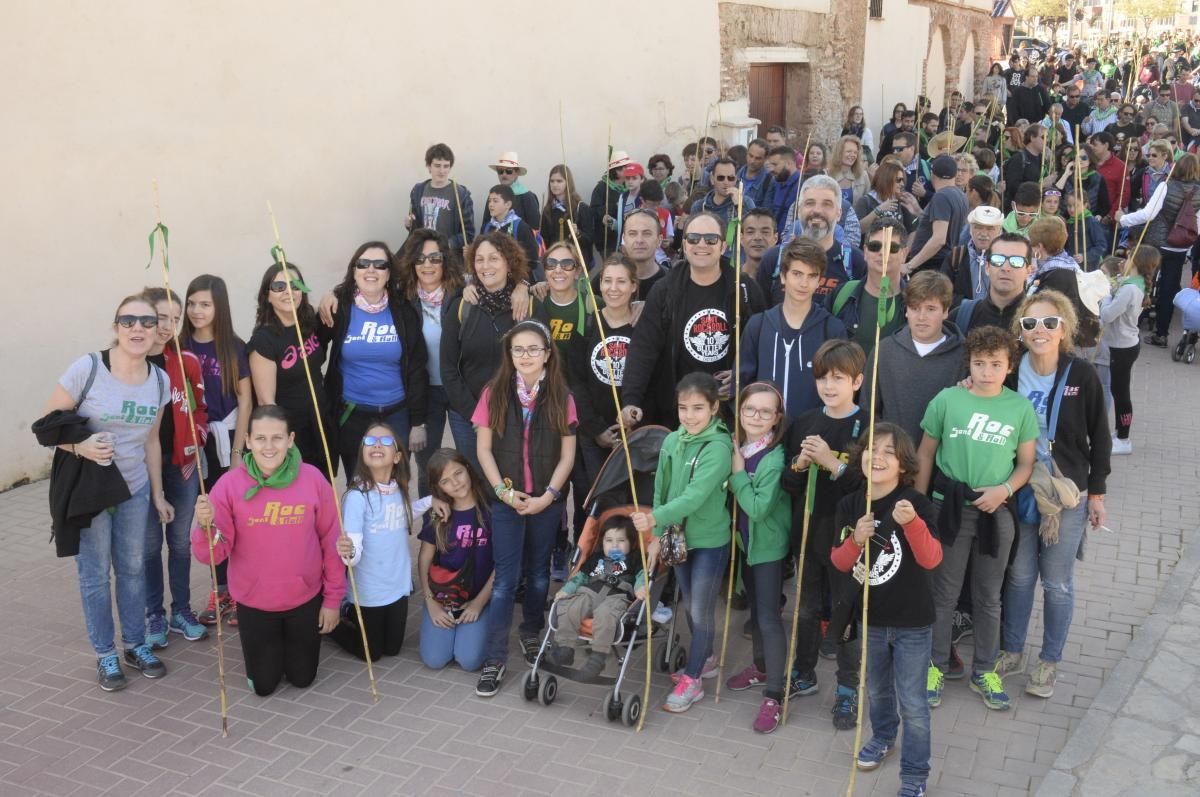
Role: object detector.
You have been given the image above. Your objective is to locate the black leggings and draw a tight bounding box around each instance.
[1109,343,1140,439]
[329,596,409,661]
[236,593,322,697]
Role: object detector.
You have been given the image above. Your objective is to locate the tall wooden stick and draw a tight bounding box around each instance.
[715,181,746,704]
[150,181,229,736]
[567,220,652,730]
[451,179,469,253]
[787,130,814,242]
[1074,128,1083,258]
[845,226,893,797]
[266,202,380,703]
[781,464,818,725]
[603,124,613,255]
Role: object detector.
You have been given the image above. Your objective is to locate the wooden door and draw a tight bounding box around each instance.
[749,63,786,137]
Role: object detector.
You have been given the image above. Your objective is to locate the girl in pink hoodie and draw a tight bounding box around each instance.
[192,405,345,697]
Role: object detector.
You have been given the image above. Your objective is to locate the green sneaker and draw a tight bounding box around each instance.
[926,664,944,709]
[995,650,1023,679]
[1025,660,1056,698]
[970,669,1011,710]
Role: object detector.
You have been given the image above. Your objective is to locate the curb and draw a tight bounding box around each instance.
[1034,527,1199,797]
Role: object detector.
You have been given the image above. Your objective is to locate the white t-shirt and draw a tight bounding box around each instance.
[913,336,947,358]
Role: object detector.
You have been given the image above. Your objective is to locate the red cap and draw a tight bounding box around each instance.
[622,163,645,178]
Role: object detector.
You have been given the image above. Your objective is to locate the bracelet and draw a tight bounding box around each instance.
[831,462,847,480]
[1003,481,1014,498]
[493,482,507,498]
[71,444,79,458]
[546,485,562,501]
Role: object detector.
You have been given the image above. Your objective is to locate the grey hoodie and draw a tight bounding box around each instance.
[860,321,966,443]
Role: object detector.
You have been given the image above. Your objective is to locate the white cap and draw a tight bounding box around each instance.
[968,205,1004,227]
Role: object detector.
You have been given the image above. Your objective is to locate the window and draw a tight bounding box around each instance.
[869,0,883,19]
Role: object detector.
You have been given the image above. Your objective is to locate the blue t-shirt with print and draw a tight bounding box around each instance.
[340,304,405,406]
[1018,356,1056,460]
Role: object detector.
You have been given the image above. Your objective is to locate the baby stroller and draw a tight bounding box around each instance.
[522,425,683,727]
[1172,286,1200,363]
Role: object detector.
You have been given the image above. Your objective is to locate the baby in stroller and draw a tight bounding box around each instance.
[1172,279,1200,363]
[552,516,647,679]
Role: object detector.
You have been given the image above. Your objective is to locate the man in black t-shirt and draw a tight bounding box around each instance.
[906,156,968,275]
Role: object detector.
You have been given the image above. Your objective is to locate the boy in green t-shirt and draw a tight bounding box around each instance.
[916,326,1037,712]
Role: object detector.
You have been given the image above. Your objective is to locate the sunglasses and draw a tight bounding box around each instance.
[269,279,308,293]
[116,315,159,329]
[866,240,902,254]
[1019,315,1063,331]
[362,435,396,447]
[1044,189,1062,197]
[1068,95,1081,99]
[414,252,444,265]
[685,232,723,245]
[703,148,716,155]
[545,257,578,271]
[355,258,389,271]
[497,168,516,175]
[713,174,737,182]
[988,253,1028,269]
[1015,210,1039,219]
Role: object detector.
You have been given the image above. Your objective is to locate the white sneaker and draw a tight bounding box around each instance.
[1111,437,1132,456]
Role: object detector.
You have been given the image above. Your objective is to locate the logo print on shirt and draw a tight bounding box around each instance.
[867,529,903,586]
[454,523,487,548]
[421,195,451,229]
[548,318,575,342]
[369,502,409,534]
[248,502,307,526]
[590,335,630,385]
[683,308,730,364]
[947,412,1016,445]
[106,400,159,426]
[281,333,321,369]
[345,322,399,345]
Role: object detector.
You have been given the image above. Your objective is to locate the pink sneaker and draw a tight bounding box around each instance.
[670,654,719,684]
[726,665,766,691]
[664,674,704,713]
[753,697,782,734]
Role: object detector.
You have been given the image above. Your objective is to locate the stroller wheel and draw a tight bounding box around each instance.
[621,693,642,727]
[522,672,539,702]
[603,691,622,722]
[538,674,558,706]
[1174,339,1186,361]
[657,642,673,673]
[1187,344,1197,364]
[671,645,687,674]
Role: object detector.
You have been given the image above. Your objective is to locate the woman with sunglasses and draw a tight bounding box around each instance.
[395,229,466,494]
[855,158,920,234]
[998,290,1110,700]
[442,232,532,475]
[42,293,172,691]
[323,241,429,478]
[248,263,334,472]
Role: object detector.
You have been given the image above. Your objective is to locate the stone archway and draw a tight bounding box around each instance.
[926,26,947,109]
[959,31,977,98]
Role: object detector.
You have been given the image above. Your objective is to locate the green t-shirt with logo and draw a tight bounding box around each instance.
[920,385,1039,489]
[540,294,587,357]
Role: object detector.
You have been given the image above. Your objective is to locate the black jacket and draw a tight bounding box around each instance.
[589,178,625,258]
[489,382,571,497]
[1011,355,1111,496]
[541,199,596,258]
[1003,148,1046,208]
[440,294,519,420]
[325,292,430,426]
[32,410,132,557]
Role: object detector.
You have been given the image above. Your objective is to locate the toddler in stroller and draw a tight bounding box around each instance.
[552,516,646,679]
[1172,281,1200,363]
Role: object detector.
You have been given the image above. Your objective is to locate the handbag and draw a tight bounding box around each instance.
[656,441,711,568]
[1166,186,1199,248]
[1018,361,1073,525]
[428,542,476,610]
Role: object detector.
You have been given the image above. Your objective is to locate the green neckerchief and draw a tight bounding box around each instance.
[511,179,530,196]
[1120,274,1146,293]
[1067,208,1094,222]
[242,446,301,500]
[603,174,627,192]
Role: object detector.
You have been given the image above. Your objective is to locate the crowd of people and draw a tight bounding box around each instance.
[35,32,1200,797]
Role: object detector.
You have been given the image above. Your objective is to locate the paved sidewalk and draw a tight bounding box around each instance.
[0,345,1195,796]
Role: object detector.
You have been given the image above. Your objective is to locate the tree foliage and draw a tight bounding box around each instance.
[1115,0,1181,32]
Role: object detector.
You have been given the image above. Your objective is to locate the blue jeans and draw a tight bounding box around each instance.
[414,385,450,494]
[744,557,787,699]
[76,484,150,656]
[1002,498,1089,663]
[482,500,561,663]
[144,464,200,620]
[866,624,933,787]
[420,602,491,672]
[446,408,481,477]
[674,543,730,679]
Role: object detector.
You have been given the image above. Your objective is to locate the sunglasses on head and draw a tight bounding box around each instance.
[866,240,902,254]
[414,252,444,265]
[988,253,1028,269]
[684,232,723,245]
[545,257,577,271]
[269,279,307,293]
[116,315,159,329]
[362,435,396,447]
[355,258,390,271]
[1019,315,1063,331]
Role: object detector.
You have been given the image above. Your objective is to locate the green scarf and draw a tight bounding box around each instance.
[511,179,531,196]
[1067,208,1094,223]
[1120,275,1146,293]
[242,446,302,500]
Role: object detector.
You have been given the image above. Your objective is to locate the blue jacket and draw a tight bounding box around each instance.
[771,171,801,231]
[690,191,756,230]
[737,165,773,206]
[739,304,848,420]
[407,180,474,250]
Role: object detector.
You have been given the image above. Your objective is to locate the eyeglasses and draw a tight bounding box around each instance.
[362,435,396,447]
[703,148,716,156]
[1019,315,1063,331]
[497,168,516,175]
[684,232,723,245]
[740,406,777,419]
[1014,210,1039,219]
[1068,94,1081,99]
[545,257,578,271]
[511,345,547,358]
[866,240,902,254]
[988,253,1028,269]
[116,315,159,329]
[712,174,736,182]
[269,280,308,293]
[355,258,389,271]
[414,252,444,265]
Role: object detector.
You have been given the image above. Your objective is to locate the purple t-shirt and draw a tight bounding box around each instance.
[418,507,494,597]
[736,448,769,546]
[187,338,249,420]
